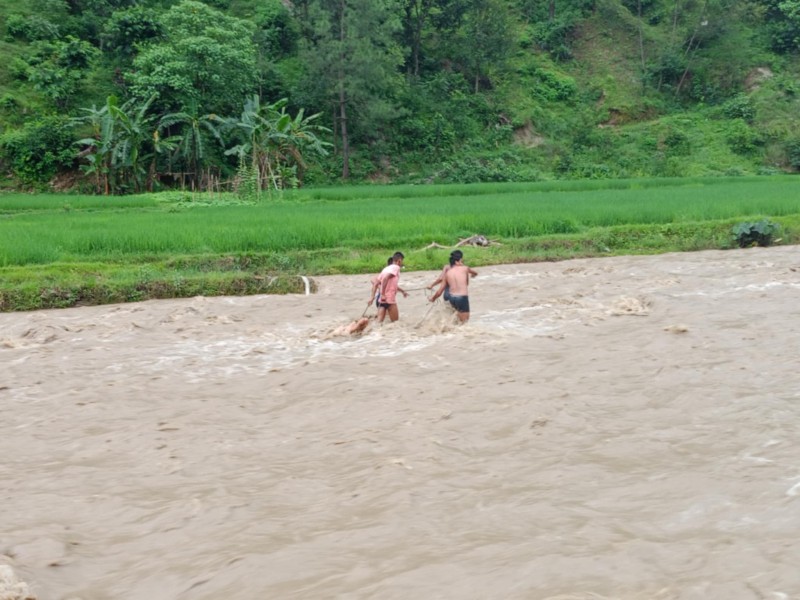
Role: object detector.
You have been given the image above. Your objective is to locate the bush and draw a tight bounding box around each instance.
[532,68,577,102]
[732,219,780,248]
[4,13,60,42]
[435,154,522,183]
[0,116,76,185]
[722,94,756,122]
[663,128,691,155]
[724,119,762,155]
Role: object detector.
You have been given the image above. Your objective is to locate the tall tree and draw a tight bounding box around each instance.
[101,5,163,59]
[127,0,257,116]
[299,0,404,179]
[402,0,437,77]
[400,0,471,77]
[456,0,515,93]
[24,36,98,110]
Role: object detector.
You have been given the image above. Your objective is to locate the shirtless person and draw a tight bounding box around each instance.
[426,250,477,302]
[430,252,474,323]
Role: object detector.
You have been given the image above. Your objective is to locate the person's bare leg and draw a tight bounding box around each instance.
[457,312,469,323]
[388,304,399,322]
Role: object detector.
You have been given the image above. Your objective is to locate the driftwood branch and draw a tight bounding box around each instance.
[423,234,502,250]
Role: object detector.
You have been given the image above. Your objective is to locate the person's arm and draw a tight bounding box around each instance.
[429,280,446,302]
[468,266,478,277]
[428,265,449,289]
[368,276,380,304]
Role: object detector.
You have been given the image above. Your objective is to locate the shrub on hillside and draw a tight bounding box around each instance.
[532,68,578,102]
[0,116,75,185]
[663,128,691,155]
[435,153,525,183]
[722,95,756,122]
[4,14,60,42]
[724,119,763,155]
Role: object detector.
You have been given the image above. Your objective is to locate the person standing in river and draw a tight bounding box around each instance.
[368,256,394,309]
[430,251,474,323]
[426,250,477,302]
[377,252,408,323]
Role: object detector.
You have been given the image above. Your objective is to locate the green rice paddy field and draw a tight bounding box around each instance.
[1,176,799,311]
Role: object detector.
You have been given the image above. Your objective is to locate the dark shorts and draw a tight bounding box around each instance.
[448,295,470,313]
[378,302,393,309]
[443,285,451,302]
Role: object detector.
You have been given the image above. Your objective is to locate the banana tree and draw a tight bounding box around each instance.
[74,98,117,194]
[75,95,163,194]
[159,100,223,187]
[218,95,330,192]
[109,94,158,193]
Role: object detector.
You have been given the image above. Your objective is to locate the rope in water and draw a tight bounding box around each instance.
[414,288,439,327]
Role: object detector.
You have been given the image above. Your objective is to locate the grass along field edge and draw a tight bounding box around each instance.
[2,214,798,312]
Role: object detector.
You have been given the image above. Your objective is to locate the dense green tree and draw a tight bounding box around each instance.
[253,0,301,58]
[101,6,164,58]
[299,0,404,179]
[23,36,99,110]
[5,13,62,42]
[518,0,593,58]
[453,0,515,92]
[401,0,443,77]
[760,0,800,51]
[252,0,302,99]
[59,0,140,43]
[0,116,75,185]
[127,0,257,115]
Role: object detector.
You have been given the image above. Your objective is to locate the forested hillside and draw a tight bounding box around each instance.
[0,0,798,193]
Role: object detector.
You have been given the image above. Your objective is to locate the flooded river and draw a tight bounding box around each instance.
[2,246,800,599]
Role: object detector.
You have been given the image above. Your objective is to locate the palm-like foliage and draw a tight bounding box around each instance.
[109,95,158,193]
[159,101,223,185]
[218,95,330,192]
[74,98,117,194]
[75,94,329,194]
[74,95,171,194]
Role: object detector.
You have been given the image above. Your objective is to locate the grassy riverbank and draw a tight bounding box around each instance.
[1,176,798,311]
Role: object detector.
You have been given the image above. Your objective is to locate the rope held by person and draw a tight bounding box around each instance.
[415,289,438,327]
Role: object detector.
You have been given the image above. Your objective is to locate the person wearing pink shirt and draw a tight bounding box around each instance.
[377,252,408,323]
[368,256,394,309]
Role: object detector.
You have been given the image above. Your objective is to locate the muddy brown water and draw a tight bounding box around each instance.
[2,247,799,600]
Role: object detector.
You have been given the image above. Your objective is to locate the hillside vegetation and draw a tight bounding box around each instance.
[0,0,798,191]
